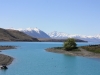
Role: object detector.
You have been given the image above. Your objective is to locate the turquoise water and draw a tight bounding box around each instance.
[0,42,100,75]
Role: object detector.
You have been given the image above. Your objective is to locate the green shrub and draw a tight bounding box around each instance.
[63,38,77,50]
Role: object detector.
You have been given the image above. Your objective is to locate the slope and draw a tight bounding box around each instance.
[0,28,38,41]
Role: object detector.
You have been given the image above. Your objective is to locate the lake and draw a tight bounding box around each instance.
[0,42,100,75]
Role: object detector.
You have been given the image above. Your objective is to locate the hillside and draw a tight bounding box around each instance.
[0,28,39,41]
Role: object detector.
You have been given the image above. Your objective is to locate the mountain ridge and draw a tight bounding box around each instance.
[13,28,100,42]
[48,31,100,42]
[17,28,51,39]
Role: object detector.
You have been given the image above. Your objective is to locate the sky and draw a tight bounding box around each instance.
[0,0,100,35]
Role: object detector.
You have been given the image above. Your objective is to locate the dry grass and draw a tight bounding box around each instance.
[81,45,100,53]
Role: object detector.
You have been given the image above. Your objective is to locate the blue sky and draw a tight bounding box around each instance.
[0,0,100,35]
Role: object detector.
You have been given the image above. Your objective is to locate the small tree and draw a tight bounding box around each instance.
[63,38,77,50]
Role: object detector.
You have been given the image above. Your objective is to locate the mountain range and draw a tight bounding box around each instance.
[17,28,100,42]
[48,31,100,42]
[0,27,90,42]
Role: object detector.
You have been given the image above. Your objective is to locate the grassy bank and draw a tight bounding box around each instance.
[81,45,100,53]
[46,44,100,58]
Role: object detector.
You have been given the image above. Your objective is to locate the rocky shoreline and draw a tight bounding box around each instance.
[0,54,13,66]
[0,45,16,51]
[46,47,100,58]
[0,46,16,66]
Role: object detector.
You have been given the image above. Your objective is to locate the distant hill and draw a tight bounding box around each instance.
[18,28,51,39]
[0,28,39,41]
[38,38,87,42]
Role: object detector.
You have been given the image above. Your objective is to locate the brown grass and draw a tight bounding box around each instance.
[81,45,100,53]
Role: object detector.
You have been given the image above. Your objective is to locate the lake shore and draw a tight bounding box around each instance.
[0,45,16,51]
[46,47,100,58]
[0,54,13,66]
[0,46,16,66]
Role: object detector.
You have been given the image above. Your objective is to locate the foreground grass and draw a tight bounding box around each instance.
[81,45,100,53]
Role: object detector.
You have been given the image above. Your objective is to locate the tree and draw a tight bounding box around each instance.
[63,38,77,50]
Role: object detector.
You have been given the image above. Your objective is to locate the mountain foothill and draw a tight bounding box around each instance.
[0,28,38,41]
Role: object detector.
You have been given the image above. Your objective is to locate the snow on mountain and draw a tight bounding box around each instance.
[17,28,51,39]
[48,31,100,42]
[48,31,69,38]
[11,28,100,42]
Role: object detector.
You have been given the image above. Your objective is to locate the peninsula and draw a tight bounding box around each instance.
[46,46,100,58]
[46,38,100,58]
[0,45,16,66]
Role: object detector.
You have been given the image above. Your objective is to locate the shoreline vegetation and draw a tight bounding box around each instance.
[46,45,100,58]
[0,45,16,66]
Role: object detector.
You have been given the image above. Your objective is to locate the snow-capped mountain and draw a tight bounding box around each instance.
[11,27,100,42]
[18,28,50,39]
[48,31,100,42]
